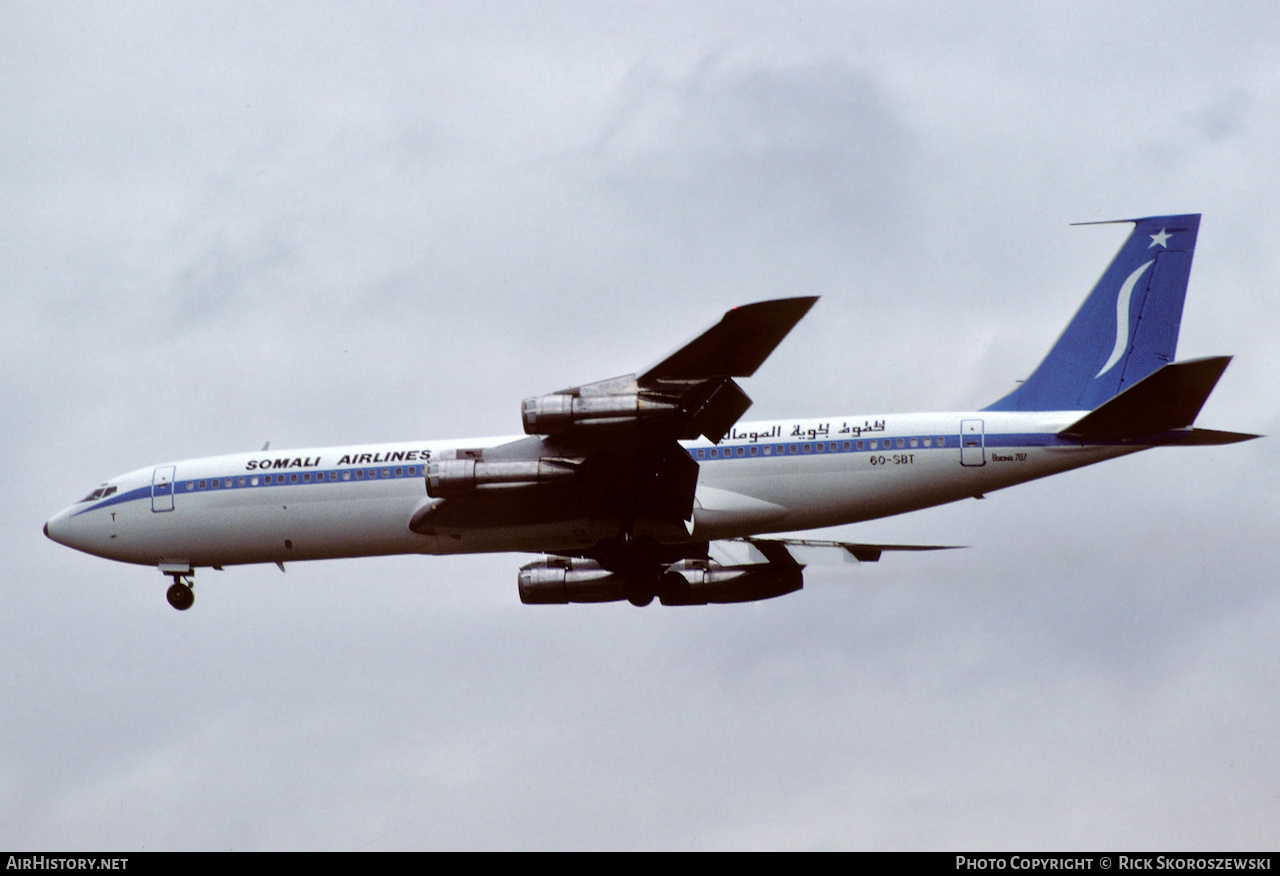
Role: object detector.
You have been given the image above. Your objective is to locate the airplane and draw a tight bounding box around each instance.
[44,213,1257,611]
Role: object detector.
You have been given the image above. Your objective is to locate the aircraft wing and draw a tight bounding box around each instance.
[639,297,820,382]
[522,296,818,445]
[416,298,817,534]
[713,537,965,566]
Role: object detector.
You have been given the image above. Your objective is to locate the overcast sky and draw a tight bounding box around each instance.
[5,1,1278,850]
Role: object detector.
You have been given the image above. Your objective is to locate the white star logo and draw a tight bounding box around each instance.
[1149,228,1172,248]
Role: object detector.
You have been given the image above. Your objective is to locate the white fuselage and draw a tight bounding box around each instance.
[45,409,1137,570]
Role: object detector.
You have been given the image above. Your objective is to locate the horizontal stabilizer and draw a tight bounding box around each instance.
[713,537,964,566]
[641,297,818,382]
[1059,356,1232,440]
[1169,428,1261,445]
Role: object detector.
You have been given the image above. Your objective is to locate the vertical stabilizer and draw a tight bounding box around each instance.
[986,214,1200,412]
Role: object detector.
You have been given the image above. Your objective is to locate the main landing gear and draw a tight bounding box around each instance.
[165,572,195,611]
[593,535,662,607]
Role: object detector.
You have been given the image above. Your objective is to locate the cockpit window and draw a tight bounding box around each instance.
[78,485,117,503]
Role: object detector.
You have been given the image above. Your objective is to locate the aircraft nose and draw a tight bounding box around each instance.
[45,512,65,545]
[44,507,80,550]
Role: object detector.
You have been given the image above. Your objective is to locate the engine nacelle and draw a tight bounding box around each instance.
[518,557,633,604]
[519,557,805,606]
[426,458,576,498]
[521,392,679,435]
[657,560,803,605]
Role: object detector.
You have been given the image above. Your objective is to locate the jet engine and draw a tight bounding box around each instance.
[517,557,804,606]
[521,392,679,435]
[518,557,633,604]
[425,458,577,498]
[656,559,803,605]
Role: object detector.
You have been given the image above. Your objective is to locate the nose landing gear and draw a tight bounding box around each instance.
[164,570,195,611]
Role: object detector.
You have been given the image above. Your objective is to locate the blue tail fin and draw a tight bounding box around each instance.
[985,213,1201,412]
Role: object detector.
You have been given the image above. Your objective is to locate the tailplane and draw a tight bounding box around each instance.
[1057,356,1255,443]
[987,214,1201,412]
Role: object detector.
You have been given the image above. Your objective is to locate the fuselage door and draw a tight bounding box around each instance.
[152,466,176,512]
[960,419,986,467]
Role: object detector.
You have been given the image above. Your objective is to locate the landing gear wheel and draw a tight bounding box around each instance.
[594,537,627,572]
[625,568,658,607]
[658,570,693,605]
[166,582,194,611]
